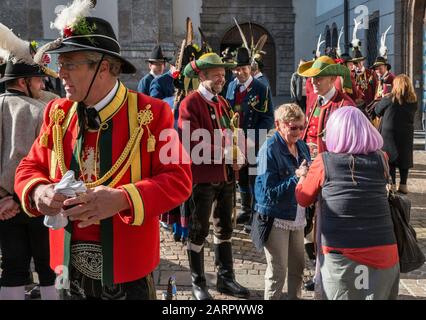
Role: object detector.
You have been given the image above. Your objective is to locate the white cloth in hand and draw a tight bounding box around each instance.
[44,170,87,230]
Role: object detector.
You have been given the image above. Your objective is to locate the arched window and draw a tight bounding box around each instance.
[331,23,339,48]
[325,25,331,48]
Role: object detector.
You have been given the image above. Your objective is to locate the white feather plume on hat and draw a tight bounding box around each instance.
[379,25,392,58]
[50,0,93,35]
[0,48,9,62]
[0,23,33,65]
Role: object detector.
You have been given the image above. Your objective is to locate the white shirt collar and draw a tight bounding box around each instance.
[238,75,253,90]
[91,80,119,113]
[198,83,217,102]
[254,72,263,79]
[150,70,161,78]
[319,86,336,105]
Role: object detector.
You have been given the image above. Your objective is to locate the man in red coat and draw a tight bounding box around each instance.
[297,56,355,159]
[14,10,192,300]
[372,56,395,100]
[178,53,250,300]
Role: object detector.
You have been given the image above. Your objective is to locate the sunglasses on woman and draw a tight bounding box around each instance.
[286,123,306,131]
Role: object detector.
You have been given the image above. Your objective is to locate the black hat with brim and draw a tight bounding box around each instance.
[0,61,46,83]
[339,53,353,64]
[0,63,6,76]
[47,17,136,74]
[371,56,391,70]
[235,47,251,67]
[146,45,171,63]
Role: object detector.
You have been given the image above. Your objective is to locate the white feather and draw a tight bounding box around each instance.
[336,26,344,57]
[0,48,10,61]
[0,23,33,65]
[351,18,361,49]
[51,0,93,34]
[380,25,392,58]
[316,34,325,58]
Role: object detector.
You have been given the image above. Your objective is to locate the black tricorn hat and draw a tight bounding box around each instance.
[235,47,251,67]
[47,17,136,74]
[371,56,391,70]
[0,61,47,83]
[147,45,171,63]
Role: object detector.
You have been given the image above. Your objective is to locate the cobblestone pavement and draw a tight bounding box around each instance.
[155,150,426,300]
[1,152,425,300]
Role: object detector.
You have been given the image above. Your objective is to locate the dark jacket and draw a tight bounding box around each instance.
[149,71,175,99]
[374,95,417,168]
[137,73,154,95]
[290,72,304,102]
[226,78,274,154]
[254,132,311,220]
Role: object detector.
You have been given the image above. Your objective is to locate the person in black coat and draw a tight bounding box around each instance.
[375,74,418,194]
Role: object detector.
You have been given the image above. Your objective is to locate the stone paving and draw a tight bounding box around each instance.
[1,143,425,301]
[155,149,426,300]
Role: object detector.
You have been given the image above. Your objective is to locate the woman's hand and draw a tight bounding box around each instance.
[295,160,309,178]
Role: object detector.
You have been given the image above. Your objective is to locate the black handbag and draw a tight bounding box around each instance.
[388,192,425,273]
[379,151,425,273]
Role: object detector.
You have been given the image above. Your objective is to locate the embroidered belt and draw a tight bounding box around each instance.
[71,242,103,280]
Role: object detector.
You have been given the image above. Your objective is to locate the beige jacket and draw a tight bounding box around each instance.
[0,92,46,196]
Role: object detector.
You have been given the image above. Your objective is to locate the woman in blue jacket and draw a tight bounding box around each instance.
[252,103,311,300]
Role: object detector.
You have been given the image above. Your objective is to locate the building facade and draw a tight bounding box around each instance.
[314,0,426,128]
[0,0,305,96]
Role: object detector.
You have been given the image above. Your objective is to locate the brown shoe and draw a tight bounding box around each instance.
[398,184,408,194]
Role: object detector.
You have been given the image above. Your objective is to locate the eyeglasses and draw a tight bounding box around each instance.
[56,60,99,71]
[286,123,306,131]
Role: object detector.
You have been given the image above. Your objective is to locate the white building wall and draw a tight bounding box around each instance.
[294,0,317,68]
[315,0,395,67]
[316,0,344,16]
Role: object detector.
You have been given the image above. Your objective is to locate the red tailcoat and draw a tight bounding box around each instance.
[375,72,395,100]
[355,68,377,106]
[303,89,355,155]
[14,82,192,285]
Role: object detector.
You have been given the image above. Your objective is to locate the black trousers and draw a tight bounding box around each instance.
[65,267,157,300]
[389,164,409,185]
[0,212,56,287]
[189,182,235,246]
[238,165,257,194]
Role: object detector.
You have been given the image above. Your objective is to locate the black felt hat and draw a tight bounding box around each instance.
[371,56,391,70]
[147,45,171,63]
[47,17,136,74]
[235,47,251,67]
[0,61,46,83]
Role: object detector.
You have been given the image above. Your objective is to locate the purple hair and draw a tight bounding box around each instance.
[325,106,383,154]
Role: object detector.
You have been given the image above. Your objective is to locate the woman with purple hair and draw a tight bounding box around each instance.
[295,106,399,300]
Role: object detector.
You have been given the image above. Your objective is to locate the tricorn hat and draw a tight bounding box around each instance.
[183,52,236,78]
[146,45,171,63]
[39,0,136,74]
